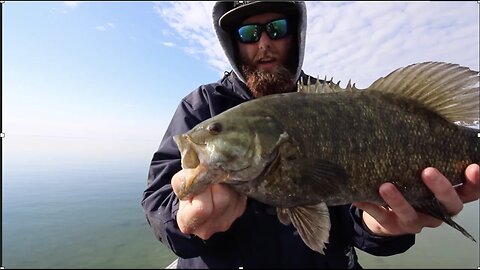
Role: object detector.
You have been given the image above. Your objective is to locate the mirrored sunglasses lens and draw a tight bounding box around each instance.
[238,25,259,43]
[266,19,288,39]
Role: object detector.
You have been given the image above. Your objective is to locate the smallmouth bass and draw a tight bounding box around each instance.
[173,62,479,254]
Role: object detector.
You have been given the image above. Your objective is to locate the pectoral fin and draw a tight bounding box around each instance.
[296,159,349,196]
[277,202,331,254]
[309,159,349,184]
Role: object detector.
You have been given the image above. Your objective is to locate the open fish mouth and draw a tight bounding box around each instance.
[172,134,207,199]
[173,134,231,199]
[181,145,200,169]
[174,134,201,169]
[177,163,210,200]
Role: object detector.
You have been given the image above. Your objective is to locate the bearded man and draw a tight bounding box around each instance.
[141,1,480,268]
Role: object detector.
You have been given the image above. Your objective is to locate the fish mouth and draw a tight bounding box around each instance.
[174,133,254,172]
[173,134,201,169]
[173,134,231,193]
[173,134,211,199]
[173,132,278,196]
[176,163,209,200]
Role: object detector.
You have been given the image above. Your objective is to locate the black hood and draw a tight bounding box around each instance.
[212,1,307,84]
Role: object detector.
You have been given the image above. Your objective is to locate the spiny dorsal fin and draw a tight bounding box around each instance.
[297,76,362,93]
[365,61,479,124]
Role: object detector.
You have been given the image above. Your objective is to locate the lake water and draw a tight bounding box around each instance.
[2,136,479,268]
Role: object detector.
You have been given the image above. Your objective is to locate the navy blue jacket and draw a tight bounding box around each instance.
[141,71,415,269]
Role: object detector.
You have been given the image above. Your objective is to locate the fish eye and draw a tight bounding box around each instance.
[207,122,222,135]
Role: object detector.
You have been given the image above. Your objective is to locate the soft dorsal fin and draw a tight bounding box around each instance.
[365,62,479,124]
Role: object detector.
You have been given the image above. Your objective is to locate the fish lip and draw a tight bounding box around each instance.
[176,163,208,200]
[183,134,206,146]
[173,134,183,149]
[175,133,206,148]
[174,134,202,169]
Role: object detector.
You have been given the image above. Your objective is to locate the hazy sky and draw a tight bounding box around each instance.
[3,1,479,143]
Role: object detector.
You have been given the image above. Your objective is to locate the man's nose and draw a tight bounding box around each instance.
[258,31,272,49]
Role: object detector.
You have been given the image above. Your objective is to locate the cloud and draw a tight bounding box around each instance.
[63,1,80,8]
[303,2,479,87]
[95,22,115,32]
[161,41,175,47]
[153,1,229,74]
[153,2,479,87]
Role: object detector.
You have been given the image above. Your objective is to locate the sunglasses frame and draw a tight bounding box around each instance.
[236,18,290,44]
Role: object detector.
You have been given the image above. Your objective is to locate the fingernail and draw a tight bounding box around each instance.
[422,167,439,180]
[379,183,399,199]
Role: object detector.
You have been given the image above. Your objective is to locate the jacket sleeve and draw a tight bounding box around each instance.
[349,206,415,256]
[141,93,213,258]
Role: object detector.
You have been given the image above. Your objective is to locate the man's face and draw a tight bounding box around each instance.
[236,12,296,97]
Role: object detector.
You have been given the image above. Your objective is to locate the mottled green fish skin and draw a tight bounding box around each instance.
[174,62,479,246]
[227,90,478,209]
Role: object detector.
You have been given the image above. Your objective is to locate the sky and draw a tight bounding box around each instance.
[2,1,480,150]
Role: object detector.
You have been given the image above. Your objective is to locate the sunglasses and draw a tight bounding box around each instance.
[236,18,290,44]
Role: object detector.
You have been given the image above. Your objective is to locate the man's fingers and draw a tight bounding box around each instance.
[379,183,420,228]
[171,169,197,197]
[177,187,213,235]
[210,184,233,218]
[179,184,247,240]
[209,184,238,233]
[210,184,247,232]
[353,201,389,224]
[456,164,480,203]
[380,182,443,229]
[353,201,392,235]
[422,167,463,215]
[171,170,186,196]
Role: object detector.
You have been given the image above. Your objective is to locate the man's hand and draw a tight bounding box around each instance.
[353,163,480,236]
[171,169,248,240]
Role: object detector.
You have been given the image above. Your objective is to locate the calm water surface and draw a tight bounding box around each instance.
[2,136,479,268]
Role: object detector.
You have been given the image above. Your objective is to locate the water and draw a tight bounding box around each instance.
[2,136,479,268]
[2,136,178,269]
[357,200,479,269]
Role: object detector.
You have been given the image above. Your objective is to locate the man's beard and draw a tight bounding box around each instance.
[240,51,296,98]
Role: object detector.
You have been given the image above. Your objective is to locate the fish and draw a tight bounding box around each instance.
[172,61,479,254]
